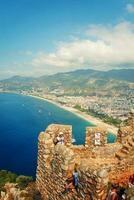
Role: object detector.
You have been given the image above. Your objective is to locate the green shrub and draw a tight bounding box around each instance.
[0,170,33,191]
[16,175,33,189]
[0,170,17,191]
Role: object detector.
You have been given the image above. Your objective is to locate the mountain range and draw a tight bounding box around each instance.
[0,68,134,96]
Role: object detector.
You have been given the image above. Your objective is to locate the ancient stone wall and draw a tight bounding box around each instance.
[117,109,134,144]
[36,124,110,200]
[36,111,134,200]
[111,110,134,187]
[85,127,107,148]
[110,134,134,186]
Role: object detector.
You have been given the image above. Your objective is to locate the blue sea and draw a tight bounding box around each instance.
[0,93,116,177]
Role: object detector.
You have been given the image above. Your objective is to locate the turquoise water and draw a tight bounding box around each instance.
[0,93,116,176]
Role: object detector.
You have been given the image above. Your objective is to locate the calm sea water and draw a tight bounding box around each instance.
[0,93,116,177]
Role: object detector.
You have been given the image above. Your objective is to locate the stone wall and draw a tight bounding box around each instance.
[110,134,134,186]
[36,111,134,200]
[117,109,134,143]
[85,127,107,148]
[108,110,134,188]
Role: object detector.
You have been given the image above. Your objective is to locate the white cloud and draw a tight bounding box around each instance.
[126,3,134,13]
[1,21,134,79]
[31,21,134,72]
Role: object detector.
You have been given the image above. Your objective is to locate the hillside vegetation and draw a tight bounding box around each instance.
[0,69,134,96]
[0,170,33,191]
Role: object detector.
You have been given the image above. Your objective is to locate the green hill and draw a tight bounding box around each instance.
[0,68,134,96]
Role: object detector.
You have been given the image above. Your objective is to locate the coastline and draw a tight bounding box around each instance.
[28,94,118,135]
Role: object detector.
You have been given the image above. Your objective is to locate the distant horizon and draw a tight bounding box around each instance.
[0,67,133,81]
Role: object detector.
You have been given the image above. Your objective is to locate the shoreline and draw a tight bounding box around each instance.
[28,94,118,135]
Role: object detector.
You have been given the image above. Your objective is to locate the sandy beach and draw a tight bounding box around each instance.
[28,94,118,135]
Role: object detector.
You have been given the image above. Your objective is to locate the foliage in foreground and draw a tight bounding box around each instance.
[0,170,33,191]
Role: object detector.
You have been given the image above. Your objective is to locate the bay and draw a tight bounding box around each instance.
[0,93,116,177]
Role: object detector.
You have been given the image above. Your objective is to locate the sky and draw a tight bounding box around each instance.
[0,0,134,79]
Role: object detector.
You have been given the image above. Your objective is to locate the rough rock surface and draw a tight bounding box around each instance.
[36,111,134,199]
[0,183,41,200]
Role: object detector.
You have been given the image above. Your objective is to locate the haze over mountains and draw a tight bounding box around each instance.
[0,68,134,96]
